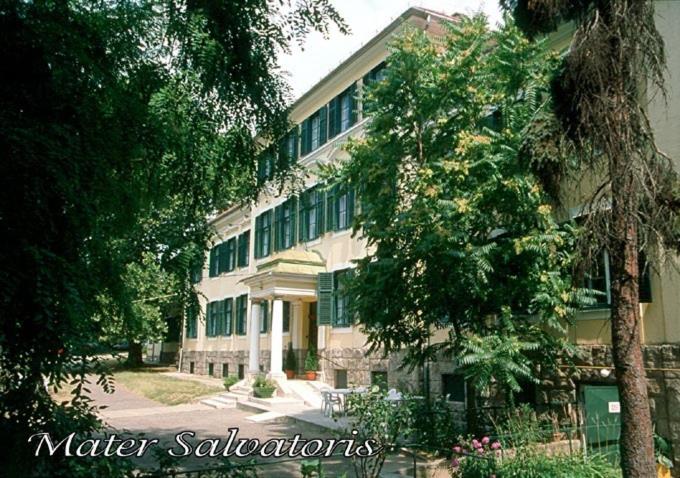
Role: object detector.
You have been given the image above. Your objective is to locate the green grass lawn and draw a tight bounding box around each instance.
[113,369,222,405]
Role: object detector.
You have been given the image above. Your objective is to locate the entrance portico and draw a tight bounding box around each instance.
[241,250,326,382]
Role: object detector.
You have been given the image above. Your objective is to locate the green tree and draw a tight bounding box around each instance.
[97,252,178,364]
[330,16,583,422]
[0,1,346,476]
[500,1,679,475]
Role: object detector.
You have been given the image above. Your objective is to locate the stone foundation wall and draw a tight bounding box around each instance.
[537,344,680,474]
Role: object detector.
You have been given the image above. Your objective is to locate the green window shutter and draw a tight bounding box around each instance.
[290,197,298,245]
[328,97,339,138]
[218,242,226,273]
[254,216,261,259]
[316,186,325,234]
[300,118,310,156]
[238,231,250,267]
[209,247,217,277]
[326,187,335,232]
[349,83,358,125]
[217,300,225,335]
[317,272,334,325]
[318,105,328,145]
[299,191,307,243]
[224,298,233,336]
[207,302,214,337]
[273,205,281,251]
[229,238,236,271]
[292,127,299,161]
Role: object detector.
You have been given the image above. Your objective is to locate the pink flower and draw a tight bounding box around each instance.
[476,447,484,454]
[481,436,490,445]
[491,441,501,450]
[452,446,462,454]
[472,439,481,449]
[451,458,460,468]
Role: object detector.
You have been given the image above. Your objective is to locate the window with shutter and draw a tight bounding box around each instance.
[328,97,340,138]
[278,129,298,169]
[318,105,327,145]
[332,269,352,327]
[317,272,334,325]
[209,246,219,277]
[190,262,202,284]
[311,115,320,151]
[226,238,236,272]
[300,118,311,156]
[216,300,225,335]
[236,295,248,335]
[273,205,282,251]
[237,230,250,267]
[300,187,322,242]
[206,302,219,337]
[224,298,233,336]
[185,302,198,339]
[255,210,272,258]
[274,198,297,250]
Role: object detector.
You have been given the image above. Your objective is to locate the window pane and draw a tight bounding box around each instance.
[311,115,320,150]
[341,94,351,131]
[442,374,466,402]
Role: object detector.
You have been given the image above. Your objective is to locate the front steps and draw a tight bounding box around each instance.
[199,378,324,413]
[200,394,237,409]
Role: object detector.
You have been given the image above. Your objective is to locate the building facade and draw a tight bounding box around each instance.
[179,4,680,468]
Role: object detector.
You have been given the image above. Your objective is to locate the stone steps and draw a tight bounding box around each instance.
[200,395,237,409]
[244,411,286,423]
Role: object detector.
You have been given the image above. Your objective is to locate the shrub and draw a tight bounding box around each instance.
[406,396,462,452]
[304,344,318,371]
[252,375,276,398]
[345,386,415,478]
[223,375,240,391]
[285,343,297,372]
[450,437,621,478]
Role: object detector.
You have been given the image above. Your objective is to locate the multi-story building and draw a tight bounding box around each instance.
[180,4,680,467]
[180,7,452,390]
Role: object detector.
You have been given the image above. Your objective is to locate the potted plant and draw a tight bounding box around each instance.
[223,375,239,391]
[252,375,277,398]
[304,344,318,380]
[284,343,297,379]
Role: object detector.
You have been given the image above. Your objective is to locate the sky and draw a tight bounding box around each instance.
[279,0,504,99]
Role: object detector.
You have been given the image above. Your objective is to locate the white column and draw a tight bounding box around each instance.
[269,298,285,379]
[291,301,302,350]
[248,301,261,375]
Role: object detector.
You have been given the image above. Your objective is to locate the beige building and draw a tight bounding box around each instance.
[180,4,680,465]
[180,7,452,390]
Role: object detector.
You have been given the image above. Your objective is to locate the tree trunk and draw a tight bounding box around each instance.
[127,341,144,367]
[465,381,479,435]
[609,159,655,477]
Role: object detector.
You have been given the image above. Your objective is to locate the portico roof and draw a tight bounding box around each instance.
[240,249,326,301]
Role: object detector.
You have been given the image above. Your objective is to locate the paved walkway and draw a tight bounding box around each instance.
[87,371,426,476]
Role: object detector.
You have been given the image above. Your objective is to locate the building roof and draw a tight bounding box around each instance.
[289,7,461,112]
